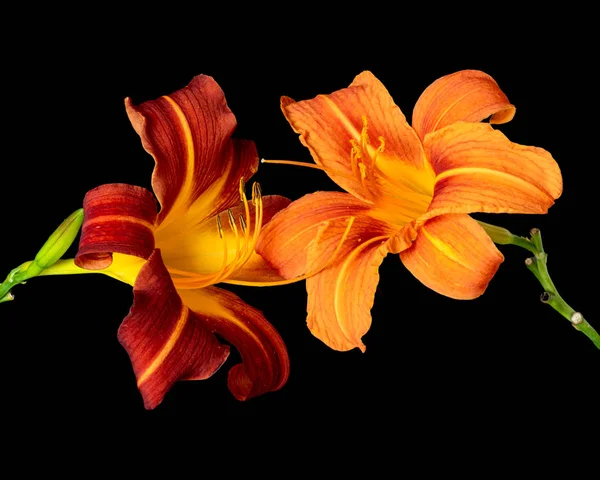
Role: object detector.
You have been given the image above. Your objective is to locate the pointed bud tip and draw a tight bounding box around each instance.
[0,292,15,303]
[33,208,85,270]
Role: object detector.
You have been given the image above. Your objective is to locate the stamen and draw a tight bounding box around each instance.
[251,182,263,249]
[239,177,251,245]
[350,140,361,179]
[239,214,247,233]
[227,208,242,268]
[171,212,233,288]
[239,177,246,201]
[216,214,224,238]
[360,116,371,166]
[359,163,369,193]
[212,214,229,283]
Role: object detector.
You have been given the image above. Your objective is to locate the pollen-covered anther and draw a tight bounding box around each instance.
[216,213,224,239]
[250,182,264,249]
[348,116,383,201]
[239,177,246,201]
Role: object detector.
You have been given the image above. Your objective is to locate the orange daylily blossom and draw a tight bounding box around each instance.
[73,75,290,409]
[257,70,563,352]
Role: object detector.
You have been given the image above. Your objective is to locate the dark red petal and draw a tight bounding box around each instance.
[178,286,290,401]
[125,75,258,224]
[75,183,157,269]
[118,250,230,410]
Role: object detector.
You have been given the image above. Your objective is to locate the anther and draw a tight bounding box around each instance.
[239,177,246,200]
[239,214,247,233]
[252,182,262,204]
[227,209,236,229]
[216,214,224,238]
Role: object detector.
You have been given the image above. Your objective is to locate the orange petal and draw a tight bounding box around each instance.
[386,222,419,254]
[125,75,258,234]
[178,286,290,401]
[412,70,516,141]
[75,183,157,270]
[304,216,391,352]
[400,214,504,299]
[420,122,562,223]
[117,250,230,410]
[159,195,290,280]
[256,191,372,279]
[281,71,427,201]
[226,253,287,284]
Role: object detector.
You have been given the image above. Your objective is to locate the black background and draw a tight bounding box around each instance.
[1,16,598,444]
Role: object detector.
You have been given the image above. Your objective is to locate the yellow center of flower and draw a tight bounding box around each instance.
[350,117,434,228]
[348,117,386,201]
[261,116,435,229]
[166,179,263,289]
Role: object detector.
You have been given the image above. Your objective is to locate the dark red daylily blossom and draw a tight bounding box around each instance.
[72,75,290,409]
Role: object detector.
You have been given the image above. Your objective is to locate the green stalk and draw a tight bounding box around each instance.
[479,220,600,349]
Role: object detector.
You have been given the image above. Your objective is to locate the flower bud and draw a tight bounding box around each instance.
[32,208,84,271]
[476,220,514,245]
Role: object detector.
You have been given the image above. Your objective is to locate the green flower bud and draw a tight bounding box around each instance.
[32,208,84,271]
[476,220,515,245]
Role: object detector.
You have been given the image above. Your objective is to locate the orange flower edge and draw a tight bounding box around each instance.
[258,69,562,351]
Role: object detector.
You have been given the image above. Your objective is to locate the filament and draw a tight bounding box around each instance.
[171,179,265,289]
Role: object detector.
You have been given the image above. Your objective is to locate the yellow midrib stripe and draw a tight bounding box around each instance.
[333,236,387,343]
[322,96,361,142]
[431,90,477,132]
[137,305,188,386]
[179,291,271,366]
[435,167,550,196]
[163,95,195,206]
[271,213,355,256]
[420,226,475,272]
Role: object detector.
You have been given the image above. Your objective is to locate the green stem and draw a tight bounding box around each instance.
[0,256,141,303]
[483,221,600,349]
[0,209,85,302]
[0,259,107,302]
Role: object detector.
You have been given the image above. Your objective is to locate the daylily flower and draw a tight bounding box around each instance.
[72,75,290,409]
[257,70,563,352]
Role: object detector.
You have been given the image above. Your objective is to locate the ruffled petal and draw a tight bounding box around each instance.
[75,183,157,270]
[256,191,372,279]
[412,70,516,141]
[281,71,428,201]
[304,216,391,352]
[178,286,289,401]
[420,122,562,224]
[400,214,504,299]
[117,250,230,410]
[125,75,258,235]
[159,195,290,280]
